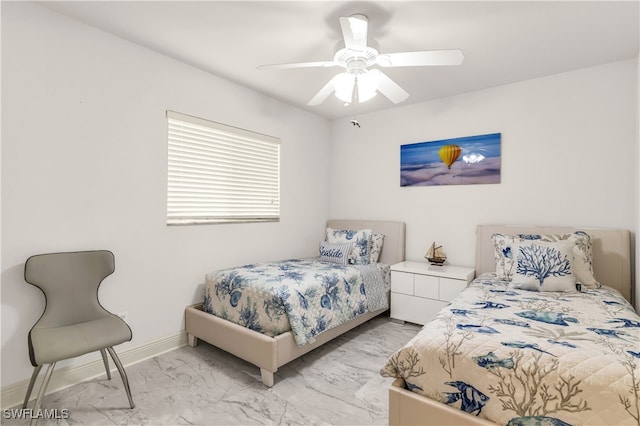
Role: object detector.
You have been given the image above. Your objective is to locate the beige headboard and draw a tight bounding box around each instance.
[326,219,406,266]
[476,225,632,303]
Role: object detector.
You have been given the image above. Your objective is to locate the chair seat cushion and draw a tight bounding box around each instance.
[29,315,132,365]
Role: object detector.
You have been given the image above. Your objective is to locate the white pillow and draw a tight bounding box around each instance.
[491,231,599,288]
[326,227,372,265]
[510,240,576,292]
[319,241,352,265]
[369,233,385,263]
[492,233,517,281]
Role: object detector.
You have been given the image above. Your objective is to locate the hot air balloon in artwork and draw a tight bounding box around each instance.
[438,144,462,169]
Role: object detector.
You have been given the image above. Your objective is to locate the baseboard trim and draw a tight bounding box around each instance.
[1,331,187,409]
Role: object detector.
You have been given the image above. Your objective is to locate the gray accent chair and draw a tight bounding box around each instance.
[23,250,134,425]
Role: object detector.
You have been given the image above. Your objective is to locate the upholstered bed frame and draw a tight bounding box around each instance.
[185,219,406,387]
[388,224,632,426]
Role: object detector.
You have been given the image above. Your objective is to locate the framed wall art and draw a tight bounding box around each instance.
[400,132,501,187]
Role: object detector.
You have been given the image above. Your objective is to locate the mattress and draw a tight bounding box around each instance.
[381,273,640,426]
[204,258,390,346]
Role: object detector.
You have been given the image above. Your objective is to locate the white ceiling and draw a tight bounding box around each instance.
[40,1,639,120]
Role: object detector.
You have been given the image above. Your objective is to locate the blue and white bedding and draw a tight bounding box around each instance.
[203,258,390,346]
[381,273,640,426]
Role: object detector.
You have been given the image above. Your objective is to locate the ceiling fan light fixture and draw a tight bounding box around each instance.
[334,71,378,103]
[334,73,355,103]
[358,69,380,99]
[356,83,377,103]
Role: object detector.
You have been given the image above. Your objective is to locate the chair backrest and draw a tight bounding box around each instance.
[25,250,116,328]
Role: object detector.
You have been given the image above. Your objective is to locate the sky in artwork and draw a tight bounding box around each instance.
[401,133,501,166]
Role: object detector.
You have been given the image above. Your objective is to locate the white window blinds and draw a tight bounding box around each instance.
[167,111,280,225]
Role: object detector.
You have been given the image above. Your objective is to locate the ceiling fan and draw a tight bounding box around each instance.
[258,14,464,106]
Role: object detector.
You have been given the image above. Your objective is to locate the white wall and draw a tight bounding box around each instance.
[1,2,331,388]
[330,59,638,308]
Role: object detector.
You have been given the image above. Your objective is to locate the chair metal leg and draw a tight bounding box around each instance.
[22,365,43,409]
[30,362,56,426]
[100,349,111,380]
[106,347,134,409]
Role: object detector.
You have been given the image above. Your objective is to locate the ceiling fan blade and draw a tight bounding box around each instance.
[258,61,338,70]
[339,14,368,52]
[373,70,409,104]
[376,49,464,67]
[308,74,342,106]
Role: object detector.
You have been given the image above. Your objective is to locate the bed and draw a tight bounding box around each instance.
[185,219,406,387]
[383,224,637,426]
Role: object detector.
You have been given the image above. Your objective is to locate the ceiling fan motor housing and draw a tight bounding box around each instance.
[334,47,379,73]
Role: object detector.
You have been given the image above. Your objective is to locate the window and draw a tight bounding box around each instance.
[167,111,280,225]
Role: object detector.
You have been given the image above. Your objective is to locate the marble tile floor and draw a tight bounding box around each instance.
[6,316,420,426]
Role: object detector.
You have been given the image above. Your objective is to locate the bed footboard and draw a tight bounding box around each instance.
[186,303,388,386]
[185,303,278,386]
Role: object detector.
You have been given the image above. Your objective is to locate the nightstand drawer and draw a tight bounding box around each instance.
[391,293,448,325]
[413,274,439,299]
[439,278,468,301]
[391,271,414,295]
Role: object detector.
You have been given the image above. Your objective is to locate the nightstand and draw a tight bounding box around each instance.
[390,261,475,325]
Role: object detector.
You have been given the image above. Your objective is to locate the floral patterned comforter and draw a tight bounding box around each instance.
[203,258,390,346]
[381,273,640,426]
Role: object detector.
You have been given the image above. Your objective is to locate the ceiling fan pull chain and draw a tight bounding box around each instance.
[350,78,361,127]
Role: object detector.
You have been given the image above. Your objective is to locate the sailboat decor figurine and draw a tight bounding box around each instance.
[425,242,447,265]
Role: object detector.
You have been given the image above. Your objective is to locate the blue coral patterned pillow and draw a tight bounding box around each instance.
[492,231,598,288]
[319,241,352,265]
[510,240,576,292]
[521,232,598,288]
[326,227,372,264]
